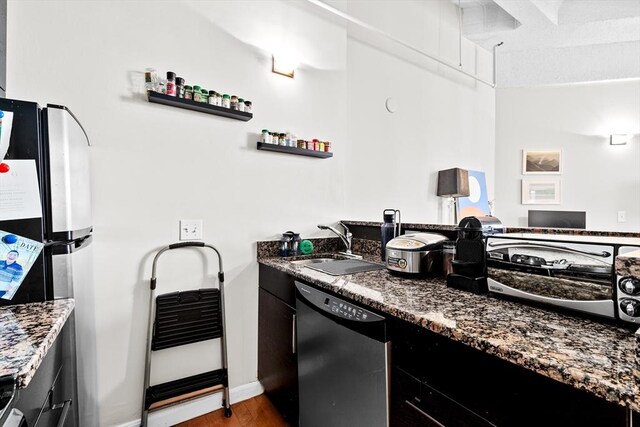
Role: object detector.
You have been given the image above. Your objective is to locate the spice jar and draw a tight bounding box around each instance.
[278,133,286,146]
[222,94,230,108]
[208,90,216,105]
[238,98,245,112]
[312,139,319,151]
[324,141,331,152]
[306,140,314,150]
[193,85,203,102]
[144,68,157,92]
[319,141,325,152]
[244,101,252,113]
[184,85,193,100]
[261,130,270,144]
[175,77,185,98]
[165,71,177,96]
[297,140,305,149]
[230,95,239,110]
[200,89,208,103]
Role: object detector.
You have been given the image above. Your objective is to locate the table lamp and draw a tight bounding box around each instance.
[437,168,470,224]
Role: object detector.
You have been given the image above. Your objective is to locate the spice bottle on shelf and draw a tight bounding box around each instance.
[222,94,230,108]
[208,90,216,105]
[312,139,319,151]
[230,95,239,110]
[193,85,203,102]
[238,98,245,112]
[201,89,209,103]
[324,141,331,152]
[279,133,286,146]
[319,141,325,151]
[175,77,185,98]
[244,101,252,113]
[165,72,177,96]
[297,140,305,149]
[184,85,193,100]
[261,130,270,144]
[306,140,314,150]
[144,68,158,92]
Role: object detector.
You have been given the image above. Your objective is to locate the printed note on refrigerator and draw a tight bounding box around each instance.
[0,160,43,221]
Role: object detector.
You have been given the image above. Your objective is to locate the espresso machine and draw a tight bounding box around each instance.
[447,216,503,294]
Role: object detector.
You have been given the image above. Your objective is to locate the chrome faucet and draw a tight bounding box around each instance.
[317,223,362,259]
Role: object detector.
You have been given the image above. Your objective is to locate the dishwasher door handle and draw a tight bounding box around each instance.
[292,314,297,354]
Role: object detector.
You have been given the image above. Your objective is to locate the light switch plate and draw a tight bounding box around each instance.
[617,211,627,223]
[179,219,203,240]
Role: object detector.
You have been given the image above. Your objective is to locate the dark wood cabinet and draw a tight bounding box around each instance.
[258,265,298,425]
[13,313,78,427]
[390,319,634,427]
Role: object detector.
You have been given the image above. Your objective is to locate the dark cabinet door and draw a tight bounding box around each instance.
[258,287,298,425]
[13,315,77,427]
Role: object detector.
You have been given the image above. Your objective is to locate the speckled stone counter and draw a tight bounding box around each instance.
[258,253,640,412]
[0,299,74,388]
[341,220,640,239]
[617,249,640,277]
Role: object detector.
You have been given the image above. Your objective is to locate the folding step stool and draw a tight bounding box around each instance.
[141,242,231,426]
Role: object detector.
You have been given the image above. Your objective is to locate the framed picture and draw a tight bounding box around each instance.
[522,179,561,205]
[522,150,562,174]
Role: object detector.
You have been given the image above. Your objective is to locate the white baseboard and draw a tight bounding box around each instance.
[115,381,264,427]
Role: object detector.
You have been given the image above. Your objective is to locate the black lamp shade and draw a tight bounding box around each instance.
[437,168,470,197]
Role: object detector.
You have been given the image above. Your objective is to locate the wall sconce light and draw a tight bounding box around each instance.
[610,134,629,145]
[272,55,296,78]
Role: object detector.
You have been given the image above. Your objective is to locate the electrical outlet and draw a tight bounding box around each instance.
[617,211,627,223]
[179,219,203,240]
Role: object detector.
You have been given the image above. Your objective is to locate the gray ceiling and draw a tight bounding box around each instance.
[456,0,640,86]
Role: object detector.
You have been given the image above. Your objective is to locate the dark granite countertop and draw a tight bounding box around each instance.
[258,252,640,412]
[341,220,640,239]
[0,299,74,388]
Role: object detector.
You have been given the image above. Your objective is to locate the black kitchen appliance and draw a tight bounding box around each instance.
[295,281,390,427]
[447,216,503,294]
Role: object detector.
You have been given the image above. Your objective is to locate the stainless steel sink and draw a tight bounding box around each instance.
[305,259,385,276]
[291,258,337,266]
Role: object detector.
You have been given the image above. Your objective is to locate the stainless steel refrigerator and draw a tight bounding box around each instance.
[0,97,94,427]
[0,98,92,304]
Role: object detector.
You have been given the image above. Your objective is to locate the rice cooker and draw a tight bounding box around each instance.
[385,233,448,274]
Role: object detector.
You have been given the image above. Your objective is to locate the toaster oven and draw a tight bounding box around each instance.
[486,233,640,324]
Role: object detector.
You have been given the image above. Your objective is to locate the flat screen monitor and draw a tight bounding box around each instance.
[528,210,586,229]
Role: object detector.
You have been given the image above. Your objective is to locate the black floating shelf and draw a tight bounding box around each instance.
[256,142,333,158]
[147,91,253,121]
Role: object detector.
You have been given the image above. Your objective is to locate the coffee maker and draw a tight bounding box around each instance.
[446,216,503,294]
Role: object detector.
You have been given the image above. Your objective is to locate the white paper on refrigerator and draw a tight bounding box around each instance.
[0,159,43,220]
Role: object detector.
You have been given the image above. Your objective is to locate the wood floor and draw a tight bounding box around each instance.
[175,394,289,427]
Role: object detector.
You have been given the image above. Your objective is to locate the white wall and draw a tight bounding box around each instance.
[344,0,496,224]
[7,1,496,425]
[495,79,640,231]
[8,1,347,425]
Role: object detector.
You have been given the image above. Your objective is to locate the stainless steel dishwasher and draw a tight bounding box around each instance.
[295,281,390,427]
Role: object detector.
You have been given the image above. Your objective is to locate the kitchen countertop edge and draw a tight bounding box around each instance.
[0,299,75,389]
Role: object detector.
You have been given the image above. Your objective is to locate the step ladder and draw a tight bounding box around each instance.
[141,242,231,426]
